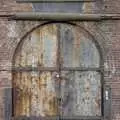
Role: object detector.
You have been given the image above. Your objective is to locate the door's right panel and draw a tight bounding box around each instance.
[60,71,101,117]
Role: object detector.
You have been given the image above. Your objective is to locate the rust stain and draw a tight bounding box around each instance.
[13,72,58,117]
[14,24,58,68]
[13,24,59,118]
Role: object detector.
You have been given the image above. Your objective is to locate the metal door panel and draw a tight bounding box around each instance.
[13,23,102,120]
[60,71,101,117]
[32,3,83,13]
[13,71,59,117]
[60,24,100,68]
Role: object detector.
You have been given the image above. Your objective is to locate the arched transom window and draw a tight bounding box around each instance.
[13,23,102,120]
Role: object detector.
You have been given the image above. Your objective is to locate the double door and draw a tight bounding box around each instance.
[13,23,101,120]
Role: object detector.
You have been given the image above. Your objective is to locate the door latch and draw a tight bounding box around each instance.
[105,90,109,100]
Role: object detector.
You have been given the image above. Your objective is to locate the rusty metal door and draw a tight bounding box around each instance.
[13,23,102,120]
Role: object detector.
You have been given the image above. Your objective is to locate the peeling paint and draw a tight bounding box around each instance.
[14,24,58,68]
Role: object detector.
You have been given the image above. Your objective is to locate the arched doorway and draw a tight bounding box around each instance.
[12,23,102,120]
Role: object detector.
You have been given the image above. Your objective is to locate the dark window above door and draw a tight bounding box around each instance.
[16,0,98,14]
[32,2,83,13]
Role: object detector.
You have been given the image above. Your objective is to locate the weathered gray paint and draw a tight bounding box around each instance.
[14,24,58,68]
[60,24,100,68]
[11,13,120,21]
[61,71,101,116]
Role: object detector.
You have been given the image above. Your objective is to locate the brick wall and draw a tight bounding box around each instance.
[0,0,120,120]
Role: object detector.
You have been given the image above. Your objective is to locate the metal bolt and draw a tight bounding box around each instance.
[56,74,60,78]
